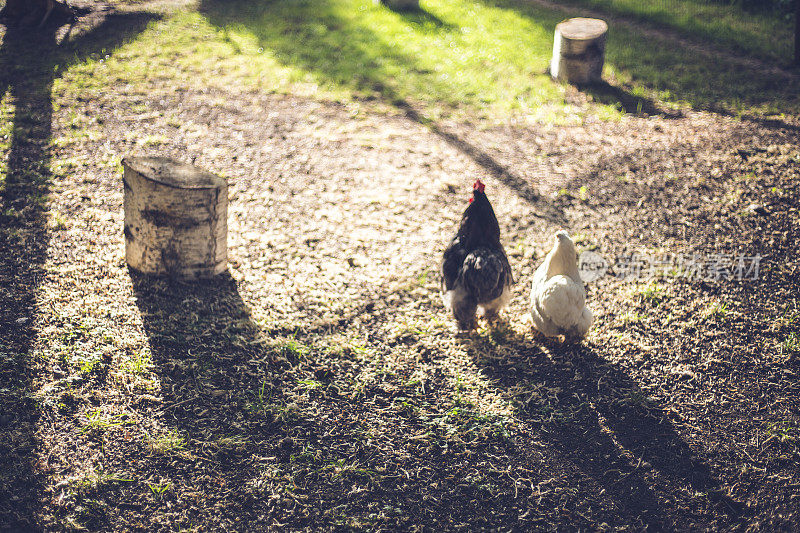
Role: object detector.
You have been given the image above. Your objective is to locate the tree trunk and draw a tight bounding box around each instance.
[795,0,799,65]
[550,18,608,85]
[122,157,228,279]
[0,0,74,28]
[381,0,419,11]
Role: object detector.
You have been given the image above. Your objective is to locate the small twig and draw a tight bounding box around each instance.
[155,396,200,416]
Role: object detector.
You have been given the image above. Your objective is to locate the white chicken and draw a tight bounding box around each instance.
[530,231,593,340]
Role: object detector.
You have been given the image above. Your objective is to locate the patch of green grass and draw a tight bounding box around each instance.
[53,1,614,124]
[321,458,377,481]
[50,157,86,181]
[782,332,800,354]
[765,421,799,443]
[297,378,322,390]
[274,338,308,365]
[390,313,446,341]
[634,281,665,306]
[561,0,793,63]
[326,336,368,359]
[394,397,421,418]
[146,429,187,455]
[81,408,137,435]
[619,311,642,325]
[703,299,731,319]
[51,320,117,376]
[416,271,431,286]
[122,347,152,376]
[249,378,271,414]
[148,481,172,500]
[247,384,301,423]
[72,470,135,491]
[291,447,322,465]
[212,435,249,452]
[422,397,512,445]
[201,0,588,121]
[624,388,655,409]
[137,134,170,147]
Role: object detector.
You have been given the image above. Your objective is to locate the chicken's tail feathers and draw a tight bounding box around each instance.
[460,248,510,302]
[441,240,466,293]
[575,306,594,338]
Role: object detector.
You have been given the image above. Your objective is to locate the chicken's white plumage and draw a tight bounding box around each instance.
[530,231,593,339]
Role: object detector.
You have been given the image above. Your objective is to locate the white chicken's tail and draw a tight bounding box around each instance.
[573,306,593,339]
[531,275,592,339]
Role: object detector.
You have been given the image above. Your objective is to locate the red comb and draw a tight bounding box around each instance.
[473,179,485,193]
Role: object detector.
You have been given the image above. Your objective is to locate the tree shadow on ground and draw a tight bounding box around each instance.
[131,272,408,527]
[581,80,681,118]
[132,268,688,528]
[388,4,454,31]
[0,9,157,529]
[462,324,746,529]
[198,0,564,224]
[130,273,536,528]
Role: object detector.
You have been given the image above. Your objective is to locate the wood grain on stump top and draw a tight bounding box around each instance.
[555,18,608,40]
[122,156,226,190]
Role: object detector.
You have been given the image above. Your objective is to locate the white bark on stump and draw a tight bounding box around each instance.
[550,18,608,85]
[380,0,419,10]
[122,156,227,279]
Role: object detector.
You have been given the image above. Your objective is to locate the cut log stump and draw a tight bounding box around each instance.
[122,156,227,279]
[380,0,419,11]
[550,17,608,85]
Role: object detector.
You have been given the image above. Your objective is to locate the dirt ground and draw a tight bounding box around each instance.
[1,1,799,531]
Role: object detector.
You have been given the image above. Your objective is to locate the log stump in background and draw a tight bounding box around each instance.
[550,18,608,85]
[122,156,227,279]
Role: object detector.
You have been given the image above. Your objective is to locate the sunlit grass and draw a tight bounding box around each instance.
[563,0,794,63]
[48,0,800,122]
[52,0,606,124]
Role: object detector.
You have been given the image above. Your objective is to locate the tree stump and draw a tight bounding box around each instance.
[380,0,419,11]
[122,156,228,279]
[550,18,608,85]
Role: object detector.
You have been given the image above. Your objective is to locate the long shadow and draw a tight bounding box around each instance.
[130,273,433,527]
[129,274,275,522]
[581,80,682,118]
[388,5,455,30]
[464,326,745,529]
[0,10,157,530]
[132,271,588,529]
[198,0,565,224]
[130,272,354,525]
[131,273,276,436]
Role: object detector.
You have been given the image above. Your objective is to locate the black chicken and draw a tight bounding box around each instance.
[441,179,513,330]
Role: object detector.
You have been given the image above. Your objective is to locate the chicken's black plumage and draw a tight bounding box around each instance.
[441,180,513,329]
